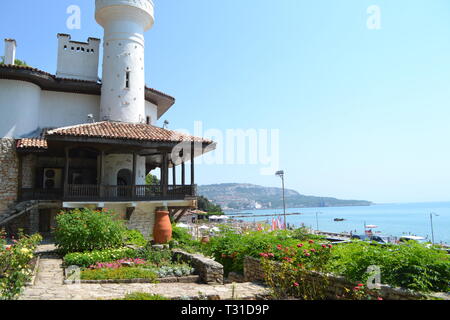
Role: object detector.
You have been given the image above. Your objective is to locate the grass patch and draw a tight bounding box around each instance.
[119,292,170,300]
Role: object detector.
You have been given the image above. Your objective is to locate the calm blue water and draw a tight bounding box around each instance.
[228,202,450,244]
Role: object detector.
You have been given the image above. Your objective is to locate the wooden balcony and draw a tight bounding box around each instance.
[20,184,197,202]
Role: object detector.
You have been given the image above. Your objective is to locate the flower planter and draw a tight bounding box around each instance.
[153,210,172,244]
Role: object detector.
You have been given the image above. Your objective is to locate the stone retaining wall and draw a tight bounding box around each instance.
[172,250,224,285]
[244,256,450,300]
[0,139,19,214]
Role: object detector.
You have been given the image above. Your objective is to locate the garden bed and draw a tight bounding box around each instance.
[244,256,450,300]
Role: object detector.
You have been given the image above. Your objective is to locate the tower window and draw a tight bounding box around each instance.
[125,71,130,89]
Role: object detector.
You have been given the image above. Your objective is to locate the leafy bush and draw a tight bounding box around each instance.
[330,241,450,293]
[0,230,42,300]
[124,230,147,247]
[64,248,137,268]
[135,247,173,267]
[203,229,311,275]
[54,208,127,254]
[80,267,158,281]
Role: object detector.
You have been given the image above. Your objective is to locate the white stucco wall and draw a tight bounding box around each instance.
[39,91,100,129]
[0,79,41,138]
[103,154,147,185]
[56,34,100,82]
[145,101,158,125]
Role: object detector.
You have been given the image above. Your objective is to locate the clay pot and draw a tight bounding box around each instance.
[153,210,172,244]
[201,236,210,244]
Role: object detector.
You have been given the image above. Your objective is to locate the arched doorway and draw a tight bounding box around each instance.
[117,169,132,198]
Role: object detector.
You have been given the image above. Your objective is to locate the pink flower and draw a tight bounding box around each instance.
[308,240,314,244]
[297,244,304,248]
[293,282,299,287]
[377,297,383,301]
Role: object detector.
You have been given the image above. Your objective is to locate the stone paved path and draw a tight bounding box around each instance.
[20,244,269,300]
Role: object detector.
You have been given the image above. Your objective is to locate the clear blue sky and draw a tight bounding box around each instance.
[1,0,450,204]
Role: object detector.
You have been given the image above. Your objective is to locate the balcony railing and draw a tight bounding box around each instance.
[20,185,197,202]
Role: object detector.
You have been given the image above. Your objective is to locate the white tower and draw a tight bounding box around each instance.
[95,0,155,123]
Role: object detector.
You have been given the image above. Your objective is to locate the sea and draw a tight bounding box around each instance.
[227,202,450,245]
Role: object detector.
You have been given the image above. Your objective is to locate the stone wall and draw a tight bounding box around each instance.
[127,202,156,240]
[0,138,19,214]
[173,249,224,285]
[22,154,37,188]
[243,256,450,300]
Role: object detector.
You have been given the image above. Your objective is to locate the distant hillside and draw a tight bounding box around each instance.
[198,183,372,211]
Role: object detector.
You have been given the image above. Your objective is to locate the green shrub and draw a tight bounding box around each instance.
[124,230,147,247]
[203,229,307,275]
[119,292,169,300]
[0,230,42,300]
[80,267,158,281]
[136,247,173,267]
[64,248,137,268]
[330,241,450,293]
[54,208,127,254]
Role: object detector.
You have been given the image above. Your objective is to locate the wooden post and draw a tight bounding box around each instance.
[181,161,185,186]
[162,152,168,196]
[64,147,70,197]
[172,161,176,186]
[132,152,137,199]
[99,150,105,197]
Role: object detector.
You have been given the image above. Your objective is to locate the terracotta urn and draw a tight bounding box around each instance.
[153,210,172,244]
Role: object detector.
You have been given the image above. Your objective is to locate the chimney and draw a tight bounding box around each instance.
[4,39,16,65]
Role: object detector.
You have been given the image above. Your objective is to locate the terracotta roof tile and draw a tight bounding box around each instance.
[16,138,48,150]
[46,121,213,144]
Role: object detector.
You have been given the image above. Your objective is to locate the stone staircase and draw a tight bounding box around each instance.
[0,200,38,227]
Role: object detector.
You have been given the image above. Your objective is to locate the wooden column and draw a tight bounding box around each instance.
[162,152,168,196]
[64,148,70,197]
[172,161,176,186]
[132,152,137,199]
[181,160,186,186]
[99,151,105,197]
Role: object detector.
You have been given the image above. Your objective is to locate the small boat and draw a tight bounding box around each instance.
[334,218,346,222]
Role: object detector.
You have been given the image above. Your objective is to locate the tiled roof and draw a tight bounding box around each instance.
[16,138,48,150]
[46,121,213,144]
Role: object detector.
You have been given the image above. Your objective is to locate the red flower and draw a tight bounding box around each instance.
[310,248,316,253]
[308,240,314,244]
[354,287,360,291]
[328,244,333,249]
[293,282,300,287]
[305,253,311,257]
[358,283,364,287]
[377,297,383,301]
[297,243,304,248]
[322,244,327,248]
[268,253,274,258]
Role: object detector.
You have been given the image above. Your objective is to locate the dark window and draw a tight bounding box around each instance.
[146,116,151,125]
[125,71,130,89]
